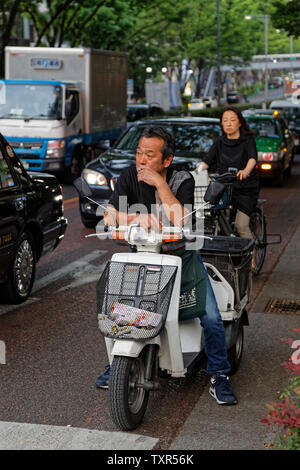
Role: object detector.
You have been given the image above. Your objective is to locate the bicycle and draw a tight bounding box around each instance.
[194,171,267,275]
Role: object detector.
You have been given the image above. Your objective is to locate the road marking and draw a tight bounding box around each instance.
[0,421,158,450]
[0,251,107,316]
[64,197,78,204]
[0,297,40,317]
[32,250,107,293]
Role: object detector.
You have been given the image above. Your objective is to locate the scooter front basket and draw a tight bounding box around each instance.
[97,261,177,340]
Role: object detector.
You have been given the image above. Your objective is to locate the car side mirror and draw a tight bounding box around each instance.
[65,101,72,118]
[73,177,92,197]
[259,130,267,137]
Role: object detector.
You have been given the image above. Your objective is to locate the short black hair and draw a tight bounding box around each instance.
[140,126,175,161]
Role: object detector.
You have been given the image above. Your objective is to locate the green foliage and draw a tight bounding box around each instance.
[261,330,300,450]
[2,0,300,89]
[272,0,300,39]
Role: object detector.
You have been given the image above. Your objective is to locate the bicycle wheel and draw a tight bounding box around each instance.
[250,207,267,275]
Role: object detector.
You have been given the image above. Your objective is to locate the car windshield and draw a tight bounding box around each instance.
[245,118,280,138]
[115,123,221,157]
[273,107,300,123]
[0,83,63,120]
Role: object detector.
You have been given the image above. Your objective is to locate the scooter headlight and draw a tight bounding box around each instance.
[128,226,157,244]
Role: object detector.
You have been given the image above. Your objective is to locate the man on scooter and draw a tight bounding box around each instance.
[95,126,237,405]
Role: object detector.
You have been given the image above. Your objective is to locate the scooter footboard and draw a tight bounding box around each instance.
[97,258,178,341]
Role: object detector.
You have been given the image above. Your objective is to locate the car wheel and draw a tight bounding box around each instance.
[2,231,36,304]
[80,213,97,228]
[273,165,284,187]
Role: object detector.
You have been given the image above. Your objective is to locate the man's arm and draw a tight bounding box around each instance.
[137,166,192,227]
[104,207,161,231]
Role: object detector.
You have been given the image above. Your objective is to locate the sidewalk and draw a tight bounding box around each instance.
[0,224,299,450]
[170,223,300,450]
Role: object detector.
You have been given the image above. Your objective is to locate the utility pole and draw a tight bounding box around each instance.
[264,14,269,103]
[216,0,221,104]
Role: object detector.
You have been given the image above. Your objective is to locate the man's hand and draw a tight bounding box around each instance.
[137,166,164,189]
[131,212,161,232]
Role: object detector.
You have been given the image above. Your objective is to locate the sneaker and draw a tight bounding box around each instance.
[209,373,237,405]
[94,365,110,389]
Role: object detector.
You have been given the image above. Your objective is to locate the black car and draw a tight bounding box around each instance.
[127,104,164,123]
[77,117,221,227]
[270,99,300,154]
[0,133,67,303]
[227,91,240,104]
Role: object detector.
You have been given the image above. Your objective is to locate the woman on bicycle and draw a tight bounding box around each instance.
[197,106,259,240]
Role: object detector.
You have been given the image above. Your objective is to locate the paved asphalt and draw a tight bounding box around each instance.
[0,141,299,455]
[1,219,299,452]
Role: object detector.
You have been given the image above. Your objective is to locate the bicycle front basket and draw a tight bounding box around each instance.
[97,261,177,340]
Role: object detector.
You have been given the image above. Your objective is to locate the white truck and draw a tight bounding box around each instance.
[0,47,127,180]
[145,80,182,111]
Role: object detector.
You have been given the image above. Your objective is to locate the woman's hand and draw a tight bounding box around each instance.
[236,169,249,180]
[196,161,208,173]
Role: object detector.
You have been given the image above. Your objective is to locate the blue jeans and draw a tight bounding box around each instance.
[198,256,231,376]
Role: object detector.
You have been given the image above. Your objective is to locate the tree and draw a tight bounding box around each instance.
[0,0,22,76]
[272,0,300,38]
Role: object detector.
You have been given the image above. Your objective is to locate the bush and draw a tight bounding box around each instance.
[261,329,300,450]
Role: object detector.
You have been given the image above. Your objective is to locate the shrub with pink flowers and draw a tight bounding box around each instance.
[261,329,300,450]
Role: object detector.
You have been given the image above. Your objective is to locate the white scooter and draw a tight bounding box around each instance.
[74,177,254,431]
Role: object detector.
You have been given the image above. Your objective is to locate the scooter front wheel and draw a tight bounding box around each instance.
[109,355,149,430]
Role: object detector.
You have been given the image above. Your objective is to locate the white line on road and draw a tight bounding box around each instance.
[32,250,107,293]
[0,250,107,317]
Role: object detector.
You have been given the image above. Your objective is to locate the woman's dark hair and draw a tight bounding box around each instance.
[220,106,254,135]
[141,126,175,161]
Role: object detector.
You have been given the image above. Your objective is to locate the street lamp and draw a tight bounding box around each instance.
[245,14,270,103]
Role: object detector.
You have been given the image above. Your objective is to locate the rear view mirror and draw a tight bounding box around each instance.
[259,130,268,137]
[73,177,92,197]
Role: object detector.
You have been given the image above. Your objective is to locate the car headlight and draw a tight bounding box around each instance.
[82,169,107,186]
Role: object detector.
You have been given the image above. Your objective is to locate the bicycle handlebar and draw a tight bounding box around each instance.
[210,171,237,184]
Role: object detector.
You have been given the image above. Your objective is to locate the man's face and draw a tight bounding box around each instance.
[136,136,172,174]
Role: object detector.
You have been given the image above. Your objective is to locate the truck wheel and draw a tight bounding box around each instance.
[2,231,36,304]
[66,149,83,183]
[109,355,149,430]
[227,323,244,375]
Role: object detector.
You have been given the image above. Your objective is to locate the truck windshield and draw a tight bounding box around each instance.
[0,83,62,120]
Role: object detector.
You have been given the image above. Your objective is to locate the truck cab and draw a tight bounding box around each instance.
[1,46,127,181]
[0,80,83,180]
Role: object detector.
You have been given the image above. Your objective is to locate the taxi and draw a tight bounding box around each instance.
[0,133,67,304]
[244,109,295,186]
